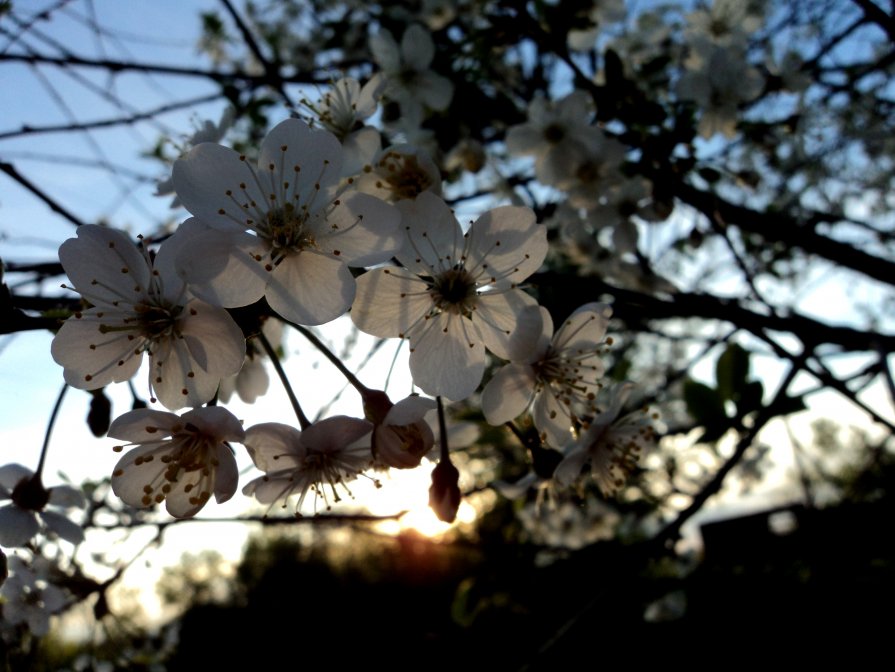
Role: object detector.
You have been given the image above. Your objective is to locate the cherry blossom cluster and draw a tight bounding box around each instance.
[40,45,659,524]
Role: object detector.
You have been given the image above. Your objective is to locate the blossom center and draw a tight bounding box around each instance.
[264,203,317,254]
[429,267,477,314]
[133,301,181,339]
[375,152,433,200]
[543,123,566,144]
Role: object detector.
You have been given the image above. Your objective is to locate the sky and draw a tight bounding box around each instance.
[2,0,894,622]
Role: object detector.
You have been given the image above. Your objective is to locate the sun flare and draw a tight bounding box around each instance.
[364,459,478,538]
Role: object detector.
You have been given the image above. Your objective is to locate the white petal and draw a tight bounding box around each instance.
[265,251,355,325]
[175,227,270,308]
[341,126,382,177]
[181,406,246,443]
[415,72,454,111]
[173,143,265,226]
[385,396,436,425]
[369,29,401,72]
[352,267,431,338]
[242,473,297,504]
[0,464,32,492]
[402,24,435,68]
[0,505,39,546]
[108,408,180,442]
[481,363,536,425]
[506,125,546,156]
[149,302,245,410]
[258,118,343,201]
[40,510,84,545]
[533,390,575,448]
[244,423,304,472]
[395,193,462,277]
[48,485,86,509]
[51,311,145,390]
[212,445,239,505]
[110,445,169,508]
[300,416,373,452]
[466,206,547,284]
[410,311,485,400]
[554,302,612,352]
[313,191,401,267]
[553,447,589,487]
[59,225,151,307]
[474,289,542,362]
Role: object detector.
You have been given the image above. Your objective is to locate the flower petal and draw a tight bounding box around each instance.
[482,363,536,425]
[108,409,180,442]
[51,312,145,390]
[265,251,355,325]
[174,226,270,308]
[474,289,543,362]
[244,422,304,472]
[0,506,40,547]
[352,267,431,338]
[173,143,265,226]
[312,191,401,267]
[59,225,151,308]
[258,118,343,200]
[410,311,485,400]
[40,510,84,545]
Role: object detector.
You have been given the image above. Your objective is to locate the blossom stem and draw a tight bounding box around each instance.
[436,396,450,461]
[257,330,311,430]
[36,384,68,478]
[290,322,372,396]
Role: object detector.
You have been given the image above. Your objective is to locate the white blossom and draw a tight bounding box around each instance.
[356,144,442,202]
[351,192,548,400]
[0,465,85,548]
[553,382,656,497]
[108,407,245,519]
[242,417,374,514]
[1,556,67,637]
[310,76,386,177]
[50,225,246,410]
[172,118,402,326]
[369,24,454,118]
[505,91,605,187]
[482,303,612,448]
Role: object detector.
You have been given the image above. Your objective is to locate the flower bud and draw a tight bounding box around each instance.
[428,459,460,523]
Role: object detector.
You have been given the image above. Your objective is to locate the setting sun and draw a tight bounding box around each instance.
[363,459,479,537]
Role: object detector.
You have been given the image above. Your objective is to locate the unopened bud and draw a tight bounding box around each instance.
[88,388,112,437]
[428,459,461,523]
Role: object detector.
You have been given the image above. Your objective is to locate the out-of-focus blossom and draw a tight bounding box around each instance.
[567,0,626,52]
[677,41,763,138]
[1,555,67,636]
[155,107,235,208]
[308,76,386,176]
[0,465,85,548]
[356,145,442,202]
[218,318,284,405]
[506,91,605,187]
[369,24,454,118]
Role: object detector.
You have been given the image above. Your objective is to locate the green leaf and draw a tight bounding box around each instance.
[716,343,751,402]
[737,380,764,415]
[775,394,807,417]
[683,379,727,427]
